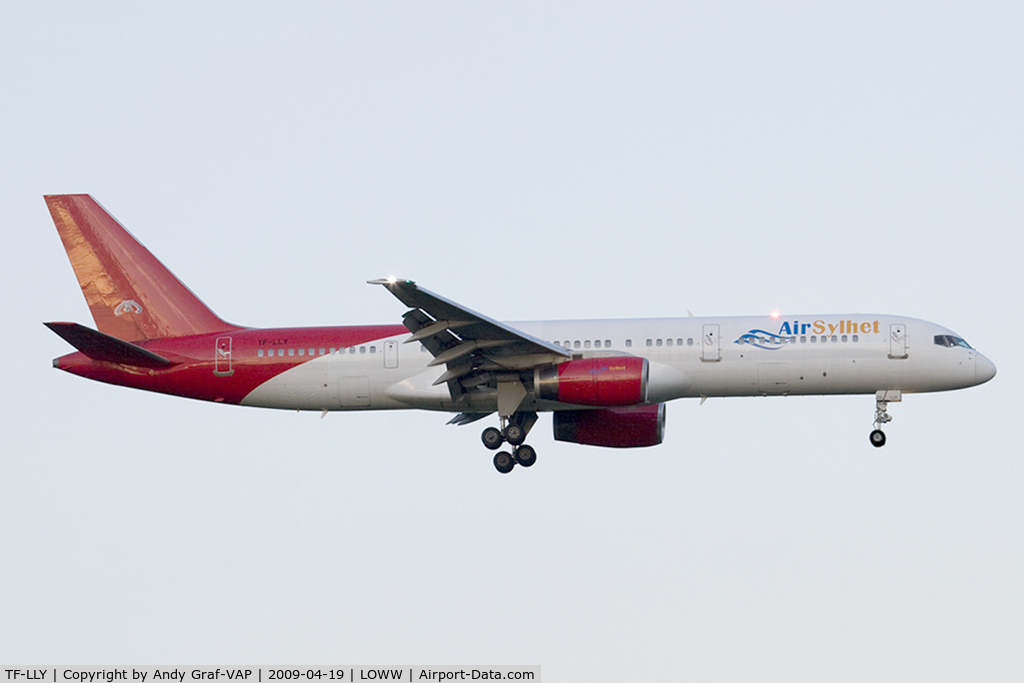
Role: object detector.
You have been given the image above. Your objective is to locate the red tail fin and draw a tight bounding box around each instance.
[45,194,240,341]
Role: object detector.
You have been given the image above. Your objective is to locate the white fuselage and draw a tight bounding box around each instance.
[239,314,996,413]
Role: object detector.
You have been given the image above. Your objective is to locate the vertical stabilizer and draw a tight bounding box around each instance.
[45,194,240,341]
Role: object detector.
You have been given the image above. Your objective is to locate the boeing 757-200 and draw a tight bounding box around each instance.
[44,195,996,473]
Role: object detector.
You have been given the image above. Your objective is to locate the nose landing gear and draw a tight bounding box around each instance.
[870,390,901,448]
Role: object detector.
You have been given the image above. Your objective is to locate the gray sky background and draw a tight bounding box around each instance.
[2,2,1022,680]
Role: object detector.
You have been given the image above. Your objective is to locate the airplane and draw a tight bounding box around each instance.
[43,195,997,473]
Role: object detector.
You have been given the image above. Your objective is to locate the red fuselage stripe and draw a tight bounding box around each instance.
[54,324,408,404]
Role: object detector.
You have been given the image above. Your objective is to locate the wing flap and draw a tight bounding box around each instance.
[446,412,493,426]
[371,279,571,406]
[404,319,473,343]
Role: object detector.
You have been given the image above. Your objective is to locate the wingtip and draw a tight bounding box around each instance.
[367,277,414,286]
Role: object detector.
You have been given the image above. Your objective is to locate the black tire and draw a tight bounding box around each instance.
[482,427,504,450]
[505,423,526,446]
[869,429,887,448]
[514,444,537,468]
[493,451,515,474]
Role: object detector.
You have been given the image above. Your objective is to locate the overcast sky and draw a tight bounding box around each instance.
[2,2,1022,680]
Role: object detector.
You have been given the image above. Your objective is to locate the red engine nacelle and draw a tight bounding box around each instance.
[553,403,666,448]
[535,356,648,406]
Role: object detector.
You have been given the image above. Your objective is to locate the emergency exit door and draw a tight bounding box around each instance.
[702,324,721,362]
[384,340,398,369]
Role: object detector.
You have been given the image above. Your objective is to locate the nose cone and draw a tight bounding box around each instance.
[975,354,997,385]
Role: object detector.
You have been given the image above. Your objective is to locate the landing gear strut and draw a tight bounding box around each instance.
[870,390,901,448]
[483,413,538,473]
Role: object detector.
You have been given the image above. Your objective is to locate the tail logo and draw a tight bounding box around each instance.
[114,300,143,316]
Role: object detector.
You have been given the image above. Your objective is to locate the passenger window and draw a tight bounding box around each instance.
[574,340,581,349]
[278,349,284,357]
[852,335,859,342]
[370,346,376,353]
[359,347,366,354]
[810,336,817,344]
[646,339,653,347]
[841,335,847,343]
[687,338,693,346]
[330,347,336,354]
[666,338,673,347]
[625,339,632,348]
[584,340,591,349]
[605,340,611,348]
[298,348,304,356]
[800,336,806,343]
[656,339,663,347]
[349,347,356,354]
[288,348,295,356]
[831,336,838,343]
[677,338,683,346]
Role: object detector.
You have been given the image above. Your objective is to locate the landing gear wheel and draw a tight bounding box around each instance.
[493,451,515,474]
[869,429,887,448]
[482,427,504,450]
[504,423,526,446]
[514,444,537,468]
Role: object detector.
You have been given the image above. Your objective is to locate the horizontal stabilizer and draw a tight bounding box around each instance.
[45,322,174,368]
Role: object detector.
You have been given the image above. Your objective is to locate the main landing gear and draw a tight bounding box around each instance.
[869,391,901,448]
[482,413,538,474]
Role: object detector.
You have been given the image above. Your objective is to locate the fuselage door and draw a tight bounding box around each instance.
[702,324,721,362]
[889,323,908,359]
[384,340,398,369]
[215,336,233,376]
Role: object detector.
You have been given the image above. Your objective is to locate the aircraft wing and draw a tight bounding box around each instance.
[369,278,570,392]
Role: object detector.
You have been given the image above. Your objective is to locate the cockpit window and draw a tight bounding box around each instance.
[934,335,973,349]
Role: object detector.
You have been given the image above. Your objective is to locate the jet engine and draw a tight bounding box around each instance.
[535,357,648,406]
[552,403,666,448]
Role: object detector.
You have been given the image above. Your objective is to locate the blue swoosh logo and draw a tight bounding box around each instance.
[734,329,787,350]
